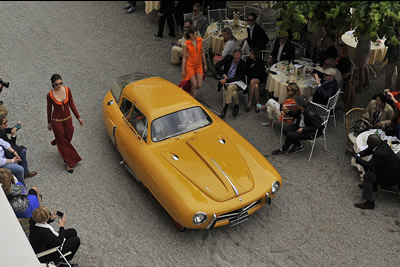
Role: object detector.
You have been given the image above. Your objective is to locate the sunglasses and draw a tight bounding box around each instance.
[247,18,255,22]
[53,82,63,87]
[193,9,199,12]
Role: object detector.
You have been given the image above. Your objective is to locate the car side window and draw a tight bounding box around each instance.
[128,106,148,142]
[120,98,133,118]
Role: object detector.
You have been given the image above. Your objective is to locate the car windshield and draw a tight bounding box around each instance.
[151,107,212,142]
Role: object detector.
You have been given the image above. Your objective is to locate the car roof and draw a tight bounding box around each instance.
[122,77,198,120]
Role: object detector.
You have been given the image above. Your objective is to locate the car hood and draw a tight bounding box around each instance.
[161,133,255,202]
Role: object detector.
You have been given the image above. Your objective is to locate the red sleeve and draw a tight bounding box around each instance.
[67,88,80,119]
[47,93,53,123]
[392,92,400,110]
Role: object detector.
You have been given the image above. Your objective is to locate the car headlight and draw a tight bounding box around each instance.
[192,212,208,225]
[271,181,280,195]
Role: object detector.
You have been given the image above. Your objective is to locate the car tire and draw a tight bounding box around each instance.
[170,216,186,232]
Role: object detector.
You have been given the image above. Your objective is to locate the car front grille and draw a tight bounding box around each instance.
[216,199,261,223]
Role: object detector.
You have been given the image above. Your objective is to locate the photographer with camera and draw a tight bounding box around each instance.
[0,77,10,117]
[0,116,37,179]
[29,206,80,266]
[364,93,394,130]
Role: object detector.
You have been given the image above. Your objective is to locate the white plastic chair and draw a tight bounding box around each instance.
[307,102,330,162]
[208,9,227,24]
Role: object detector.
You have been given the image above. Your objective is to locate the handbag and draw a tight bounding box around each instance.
[353,118,372,137]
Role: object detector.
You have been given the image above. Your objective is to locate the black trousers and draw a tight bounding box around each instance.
[362,171,377,201]
[282,124,312,151]
[157,13,175,36]
[60,228,80,262]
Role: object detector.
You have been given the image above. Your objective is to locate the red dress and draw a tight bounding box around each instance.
[47,86,82,168]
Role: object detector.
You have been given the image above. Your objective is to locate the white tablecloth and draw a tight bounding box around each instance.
[341,31,388,65]
[203,20,248,53]
[266,58,317,103]
[350,129,400,179]
[145,1,160,14]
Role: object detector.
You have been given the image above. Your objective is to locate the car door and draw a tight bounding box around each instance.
[114,97,147,173]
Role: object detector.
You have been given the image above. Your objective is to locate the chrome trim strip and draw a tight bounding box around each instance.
[206,214,217,230]
[211,158,239,196]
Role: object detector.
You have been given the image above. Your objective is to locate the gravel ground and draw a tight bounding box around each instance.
[1,1,399,266]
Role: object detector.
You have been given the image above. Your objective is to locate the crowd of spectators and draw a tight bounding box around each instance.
[0,77,80,266]
[148,1,400,211]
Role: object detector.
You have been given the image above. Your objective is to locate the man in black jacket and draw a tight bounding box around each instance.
[246,13,269,50]
[272,95,323,155]
[354,134,400,210]
[215,49,247,118]
[268,34,295,65]
[0,116,37,178]
[154,1,175,38]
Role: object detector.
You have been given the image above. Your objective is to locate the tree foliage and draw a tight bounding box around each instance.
[272,1,400,45]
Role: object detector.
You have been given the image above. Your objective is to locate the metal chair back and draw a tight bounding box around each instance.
[244,5,261,22]
[208,9,227,24]
[307,102,330,162]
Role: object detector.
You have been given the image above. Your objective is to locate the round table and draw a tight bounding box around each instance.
[350,129,400,179]
[341,31,388,65]
[203,20,248,53]
[266,59,317,103]
[145,1,160,15]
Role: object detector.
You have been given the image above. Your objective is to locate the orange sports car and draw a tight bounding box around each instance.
[102,73,282,230]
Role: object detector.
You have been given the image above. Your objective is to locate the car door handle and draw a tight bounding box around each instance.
[107,100,114,106]
[112,126,117,148]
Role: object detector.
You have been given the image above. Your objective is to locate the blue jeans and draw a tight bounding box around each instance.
[3,163,25,186]
[20,148,30,176]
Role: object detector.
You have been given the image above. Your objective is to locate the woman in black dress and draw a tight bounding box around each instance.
[246,48,266,112]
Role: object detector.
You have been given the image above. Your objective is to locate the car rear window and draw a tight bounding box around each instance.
[151,107,212,142]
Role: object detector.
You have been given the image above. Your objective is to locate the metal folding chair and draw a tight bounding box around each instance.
[271,103,296,145]
[207,9,227,24]
[307,102,330,162]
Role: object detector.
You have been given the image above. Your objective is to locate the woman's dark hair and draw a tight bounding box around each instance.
[250,48,262,59]
[373,93,387,104]
[184,25,197,40]
[50,74,62,84]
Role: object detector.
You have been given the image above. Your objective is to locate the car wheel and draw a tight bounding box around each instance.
[170,216,186,232]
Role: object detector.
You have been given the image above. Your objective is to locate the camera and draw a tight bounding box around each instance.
[0,78,10,88]
[56,210,64,218]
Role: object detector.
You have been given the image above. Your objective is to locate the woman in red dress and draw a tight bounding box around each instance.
[47,74,83,173]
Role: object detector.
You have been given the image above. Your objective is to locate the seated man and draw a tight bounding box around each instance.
[268,34,295,65]
[313,32,338,66]
[312,68,338,106]
[0,116,37,179]
[272,95,323,155]
[216,49,247,118]
[246,12,269,50]
[170,19,193,66]
[354,134,400,210]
